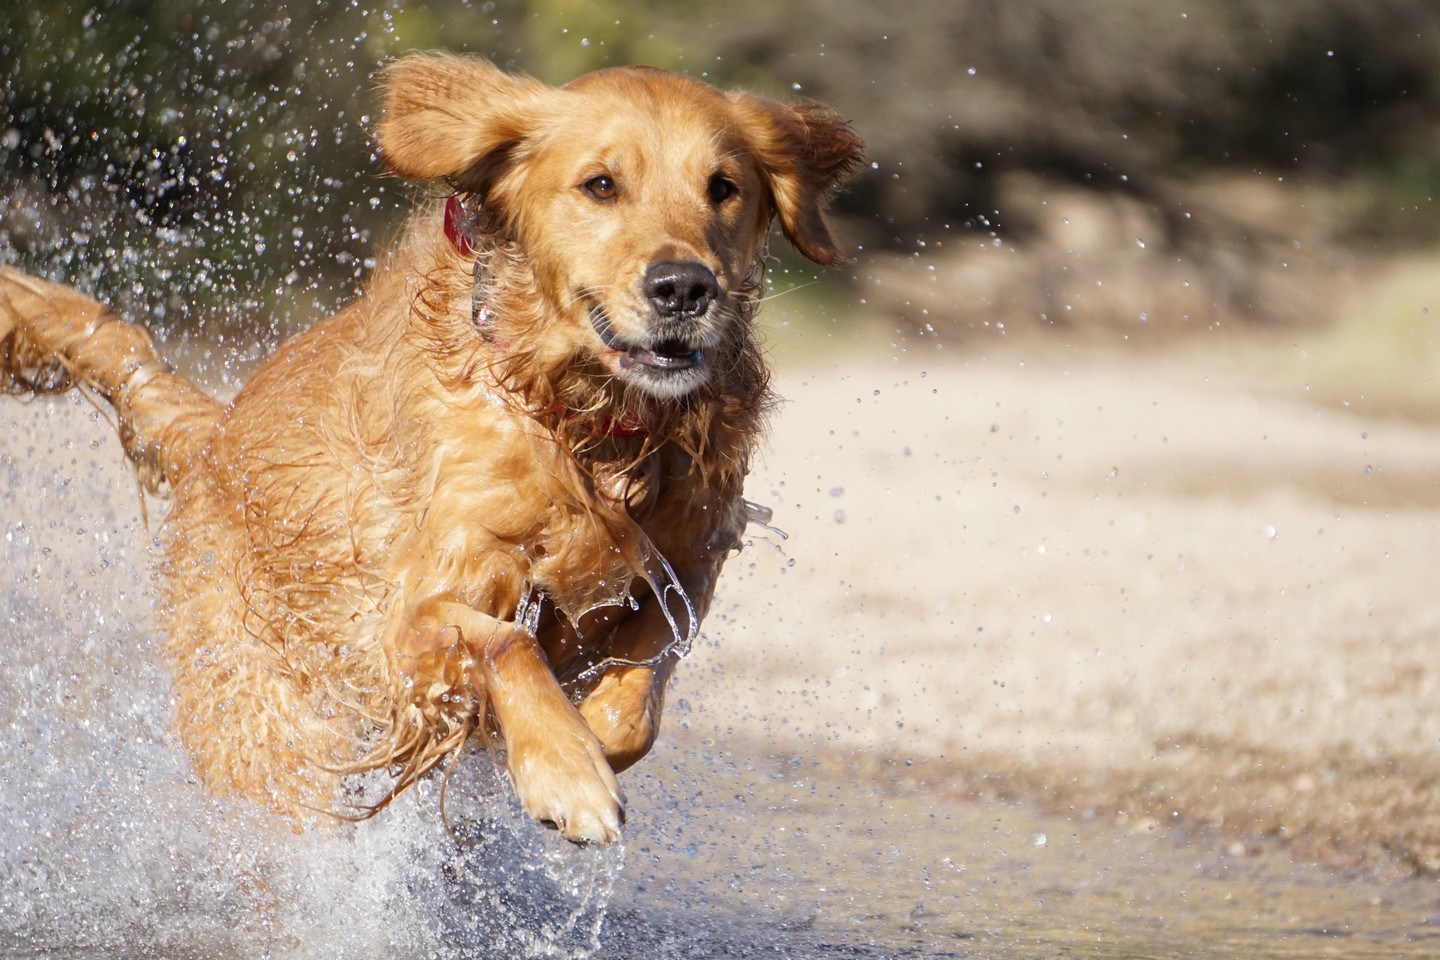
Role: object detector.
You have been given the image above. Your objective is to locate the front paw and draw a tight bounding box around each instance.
[506,724,625,844]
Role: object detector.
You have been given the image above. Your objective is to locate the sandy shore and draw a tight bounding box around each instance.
[674,329,1440,873]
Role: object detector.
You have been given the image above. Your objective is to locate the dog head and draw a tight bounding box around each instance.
[377,53,863,401]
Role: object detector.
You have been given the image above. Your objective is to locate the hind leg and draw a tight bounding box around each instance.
[0,267,222,483]
[161,478,350,821]
[164,574,341,820]
[168,626,338,819]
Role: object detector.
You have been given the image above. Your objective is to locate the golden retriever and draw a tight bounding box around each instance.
[0,52,862,843]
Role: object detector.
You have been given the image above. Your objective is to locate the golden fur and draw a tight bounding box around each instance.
[0,52,862,843]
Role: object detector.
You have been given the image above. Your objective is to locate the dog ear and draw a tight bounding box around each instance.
[376,53,557,188]
[731,95,865,268]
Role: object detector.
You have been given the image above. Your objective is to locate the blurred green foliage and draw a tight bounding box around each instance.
[2,0,1438,335]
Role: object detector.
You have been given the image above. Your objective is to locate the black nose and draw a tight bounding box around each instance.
[643,261,719,320]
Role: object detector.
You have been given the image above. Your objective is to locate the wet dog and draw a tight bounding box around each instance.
[0,52,861,842]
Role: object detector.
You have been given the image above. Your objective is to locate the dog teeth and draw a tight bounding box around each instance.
[652,339,702,362]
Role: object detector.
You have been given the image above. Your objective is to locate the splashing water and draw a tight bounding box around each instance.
[0,394,624,959]
[0,2,432,386]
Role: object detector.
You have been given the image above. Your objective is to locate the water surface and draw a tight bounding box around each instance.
[615,743,1440,958]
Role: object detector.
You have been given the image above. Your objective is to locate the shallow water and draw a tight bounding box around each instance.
[616,745,1440,959]
[4,393,1439,959]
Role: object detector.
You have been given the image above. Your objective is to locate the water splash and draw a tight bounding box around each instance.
[742,496,788,541]
[419,753,626,958]
[0,394,623,958]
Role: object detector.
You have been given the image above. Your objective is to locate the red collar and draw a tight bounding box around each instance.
[448,196,646,439]
[444,195,478,257]
[592,410,649,437]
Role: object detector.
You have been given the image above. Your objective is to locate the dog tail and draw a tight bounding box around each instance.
[0,266,224,491]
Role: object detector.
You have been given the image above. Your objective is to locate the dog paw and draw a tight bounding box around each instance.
[507,726,625,844]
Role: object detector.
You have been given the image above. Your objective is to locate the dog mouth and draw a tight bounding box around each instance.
[589,308,709,388]
[617,340,703,371]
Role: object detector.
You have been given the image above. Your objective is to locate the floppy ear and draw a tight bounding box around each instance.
[376,52,558,187]
[730,95,865,268]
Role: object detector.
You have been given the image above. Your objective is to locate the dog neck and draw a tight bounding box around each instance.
[469,300,648,440]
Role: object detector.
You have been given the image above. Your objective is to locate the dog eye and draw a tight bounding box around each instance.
[707,175,738,204]
[583,175,618,201]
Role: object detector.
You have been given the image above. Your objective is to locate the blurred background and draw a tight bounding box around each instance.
[3,0,1439,369]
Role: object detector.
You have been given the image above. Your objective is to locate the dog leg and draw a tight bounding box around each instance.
[574,590,684,772]
[578,661,672,773]
[405,598,625,844]
[0,266,222,487]
[575,565,715,772]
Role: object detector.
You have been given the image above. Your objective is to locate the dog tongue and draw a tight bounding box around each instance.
[622,344,701,370]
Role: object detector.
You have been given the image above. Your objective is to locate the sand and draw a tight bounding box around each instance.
[674,329,1440,874]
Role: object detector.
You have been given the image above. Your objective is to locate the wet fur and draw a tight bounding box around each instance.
[0,53,862,843]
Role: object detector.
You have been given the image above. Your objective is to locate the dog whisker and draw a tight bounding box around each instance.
[754,279,821,304]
